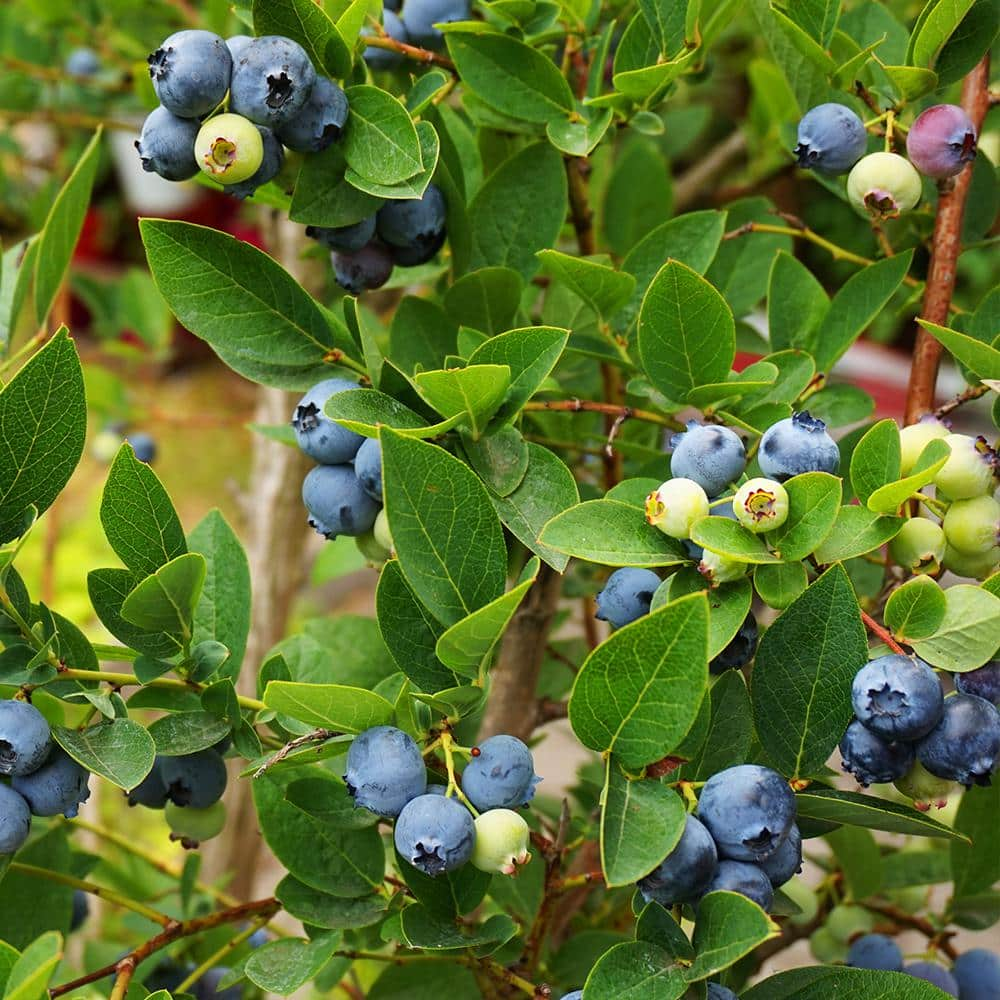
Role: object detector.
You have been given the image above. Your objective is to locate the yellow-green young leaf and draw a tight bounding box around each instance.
[252,0,352,77]
[325,389,428,437]
[884,576,946,641]
[687,891,778,980]
[245,934,341,996]
[334,0,368,47]
[546,108,613,157]
[600,759,686,887]
[120,553,207,637]
[850,419,901,504]
[536,251,636,319]
[570,592,708,768]
[53,719,156,791]
[584,941,687,1000]
[917,319,1000,379]
[907,0,976,67]
[911,584,1000,672]
[412,364,511,439]
[813,506,904,563]
[264,681,394,732]
[3,932,62,1000]
[868,437,951,514]
[877,61,938,100]
[341,87,423,185]
[768,472,841,561]
[754,561,809,610]
[690,517,781,564]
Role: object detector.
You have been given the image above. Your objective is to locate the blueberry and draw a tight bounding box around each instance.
[595,568,660,629]
[394,793,475,876]
[292,378,365,464]
[944,496,1000,556]
[144,960,197,994]
[12,746,90,818]
[847,152,922,220]
[160,750,228,808]
[952,948,1000,1000]
[710,614,758,673]
[229,36,318,127]
[851,654,943,742]
[128,756,170,809]
[758,412,839,482]
[944,543,1000,581]
[306,217,378,254]
[839,718,915,787]
[471,808,532,875]
[401,0,470,46]
[226,35,254,62]
[303,464,381,538]
[0,784,31,855]
[248,927,269,948]
[847,933,903,972]
[637,814,718,906]
[66,48,100,76]
[195,113,264,186]
[345,726,427,817]
[889,517,946,574]
[907,104,978,180]
[905,962,959,997]
[354,437,383,502]
[559,993,582,1000]
[794,103,867,175]
[127,432,157,465]
[917,693,1000,787]
[332,244,395,293]
[69,888,90,932]
[900,417,950,476]
[0,700,52,776]
[165,800,227,846]
[364,11,410,69]
[955,662,1000,706]
[135,106,199,182]
[373,508,393,553]
[376,185,447,266]
[697,764,796,862]
[936,434,998,500]
[894,759,955,811]
[147,30,233,119]
[669,421,746,496]
[706,986,739,1000]
[700,859,773,912]
[699,548,749,585]
[275,77,349,154]
[461,735,541,811]
[758,823,801,887]
[645,478,710,539]
[192,966,242,1000]
[227,126,285,200]
[733,477,790,534]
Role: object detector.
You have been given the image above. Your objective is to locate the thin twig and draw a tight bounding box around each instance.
[362,33,455,69]
[934,382,991,418]
[861,610,906,654]
[861,901,958,960]
[524,398,674,426]
[253,728,335,778]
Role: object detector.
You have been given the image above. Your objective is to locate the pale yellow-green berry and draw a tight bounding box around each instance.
[899,418,949,475]
[935,433,997,499]
[888,517,946,574]
[733,477,790,533]
[164,800,226,846]
[847,152,922,219]
[355,530,390,564]
[943,495,1000,555]
[894,759,954,811]
[470,808,531,876]
[943,543,1000,580]
[195,113,264,185]
[373,507,393,553]
[698,547,747,584]
[644,478,709,539]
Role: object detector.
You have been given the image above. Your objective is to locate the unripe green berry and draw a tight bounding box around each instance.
[934,433,997,499]
[781,876,820,927]
[885,885,928,913]
[733,477,789,533]
[698,548,747,585]
[847,152,922,219]
[810,926,848,963]
[943,495,1000,555]
[894,759,954,811]
[195,113,264,185]
[899,418,949,476]
[355,529,391,564]
[826,903,876,944]
[165,800,226,847]
[943,543,1000,580]
[645,478,709,540]
[889,517,945,574]
[471,808,531,875]
[373,508,393,553]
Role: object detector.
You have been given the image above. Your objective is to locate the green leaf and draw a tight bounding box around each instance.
[324,388,430,437]
[584,942,686,1000]
[877,60,939,100]
[601,759,686,887]
[908,0,976,67]
[346,121,440,200]
[674,670,754,781]
[289,144,384,227]
[33,130,102,326]
[665,572,753,658]
[540,499,688,567]
[750,565,868,778]
[0,329,86,546]
[867,438,951,514]
[911,584,1000,672]
[769,472,841,561]
[813,506,904,563]
[826,825,882,900]
[537,251,636,320]
[121,553,207,637]
[3,932,62,1000]
[850,419,901,504]
[443,268,523,337]
[918,319,1000,379]
[468,143,568,279]
[754,561,809,610]
[884,576,946,641]
[252,0,352,77]
[570,592,708,769]
[767,251,829,353]
[87,567,182,660]
[688,891,778,979]
[341,85,423,185]
[399,905,517,952]
[367,964,480,999]
[141,220,355,389]
[53,720,156,791]
[546,108,613,156]
[690,517,781,564]
[637,260,735,404]
[396,852,490,921]
[245,934,340,996]
[383,430,506,626]
[147,711,231,756]
[412,364,511,439]
[462,426,529,496]
[743,966,958,999]
[264,681,394,732]
[769,4,836,72]
[951,782,1000,902]
[0,239,37,354]
[276,876,385,930]
[445,29,574,122]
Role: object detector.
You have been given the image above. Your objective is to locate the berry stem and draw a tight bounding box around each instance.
[860,610,906,654]
[440,731,479,815]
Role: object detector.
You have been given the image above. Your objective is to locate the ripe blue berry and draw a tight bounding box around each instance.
[127,432,157,465]
[143,960,197,994]
[227,126,285,201]
[955,661,1000,706]
[354,437,383,502]
[394,793,475,876]
[645,478,710,539]
[303,464,381,538]
[229,36,318,127]
[275,77,349,154]
[840,718,915,787]
[70,889,89,932]
[559,993,582,1000]
[128,756,169,809]
[795,103,867,175]
[706,986,739,1000]
[346,726,427,817]
[401,0,470,46]
[733,477,790,533]
[376,185,447,266]
[332,243,394,293]
[462,735,541,811]
[669,421,746,496]
[697,764,796,862]
[637,814,718,906]
[135,106,199,182]
[364,11,410,69]
[907,104,978,179]
[851,654,943,742]
[710,613,758,673]
[595,567,660,629]
[758,412,839,481]
[12,746,91,818]
[952,948,1000,1000]
[160,750,228,809]
[0,700,52,777]
[758,823,801,887]
[700,859,773,912]
[192,966,242,1000]
[292,378,365,464]
[905,962,959,997]
[147,31,233,119]
[226,36,253,62]
[306,218,378,254]
[917,693,1000,787]
[847,933,903,972]
[847,152,923,219]
[66,48,100,76]
[0,784,31,855]
[471,808,531,875]
[936,434,998,499]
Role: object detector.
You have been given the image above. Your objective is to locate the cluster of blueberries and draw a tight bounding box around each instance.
[795,101,979,219]
[840,654,1000,804]
[344,726,540,879]
[0,701,91,856]
[849,934,1000,998]
[126,743,230,848]
[291,378,391,557]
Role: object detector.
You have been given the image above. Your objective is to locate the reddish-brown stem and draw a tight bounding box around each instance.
[362,33,455,69]
[524,399,673,426]
[861,610,905,654]
[861,901,958,960]
[904,55,991,425]
[934,382,991,418]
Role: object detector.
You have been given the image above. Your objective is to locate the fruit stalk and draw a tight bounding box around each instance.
[904,55,992,425]
[860,610,906,655]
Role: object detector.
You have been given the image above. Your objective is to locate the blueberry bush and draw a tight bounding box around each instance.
[0,0,998,998]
